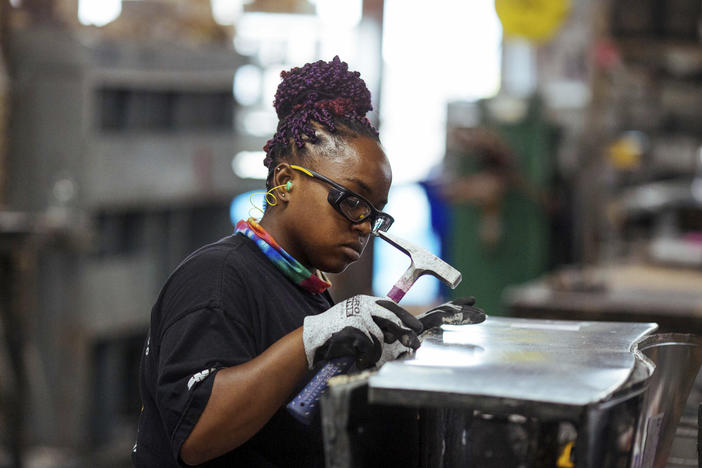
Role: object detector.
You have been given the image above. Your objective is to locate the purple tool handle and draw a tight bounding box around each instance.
[287,289,408,425]
[387,286,406,302]
[287,356,355,425]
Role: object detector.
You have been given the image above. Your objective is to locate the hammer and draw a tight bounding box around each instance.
[287,230,462,424]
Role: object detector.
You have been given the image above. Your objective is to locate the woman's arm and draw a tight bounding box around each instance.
[179,293,423,465]
[180,327,306,466]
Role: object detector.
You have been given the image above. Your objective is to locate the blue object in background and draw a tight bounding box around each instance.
[373,184,440,305]
[419,176,453,300]
[230,190,262,226]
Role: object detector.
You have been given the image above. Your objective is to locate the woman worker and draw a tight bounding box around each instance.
[132,56,483,467]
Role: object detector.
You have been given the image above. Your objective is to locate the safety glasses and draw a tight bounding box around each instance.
[290,165,394,233]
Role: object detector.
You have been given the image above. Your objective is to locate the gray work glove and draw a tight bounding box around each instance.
[303,295,422,370]
[415,297,486,331]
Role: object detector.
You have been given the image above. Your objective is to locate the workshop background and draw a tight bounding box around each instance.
[1,0,701,467]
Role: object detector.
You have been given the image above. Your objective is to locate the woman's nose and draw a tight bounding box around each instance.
[352,218,373,236]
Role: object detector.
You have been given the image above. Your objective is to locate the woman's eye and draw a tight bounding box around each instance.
[343,197,362,209]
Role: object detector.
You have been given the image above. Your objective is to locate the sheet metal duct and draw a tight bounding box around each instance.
[321,317,702,467]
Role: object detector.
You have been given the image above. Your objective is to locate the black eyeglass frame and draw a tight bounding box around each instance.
[290,165,394,233]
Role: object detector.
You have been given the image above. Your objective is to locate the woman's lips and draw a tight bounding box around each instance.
[341,244,363,260]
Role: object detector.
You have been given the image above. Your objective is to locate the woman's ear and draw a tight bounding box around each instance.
[272,163,295,203]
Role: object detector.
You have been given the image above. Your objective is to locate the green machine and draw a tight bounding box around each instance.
[440,96,558,315]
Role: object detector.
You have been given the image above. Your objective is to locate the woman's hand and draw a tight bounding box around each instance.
[415,297,486,331]
[303,295,422,370]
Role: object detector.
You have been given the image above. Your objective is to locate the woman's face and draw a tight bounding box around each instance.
[283,135,392,273]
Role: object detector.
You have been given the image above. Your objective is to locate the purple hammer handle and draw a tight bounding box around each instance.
[386,286,407,303]
[287,356,355,425]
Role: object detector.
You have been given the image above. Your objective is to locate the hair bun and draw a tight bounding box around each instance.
[272,55,373,121]
[263,56,379,170]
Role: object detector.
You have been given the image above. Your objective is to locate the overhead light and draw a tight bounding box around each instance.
[211,0,244,25]
[233,64,263,106]
[315,0,361,28]
[77,0,121,26]
[232,151,268,179]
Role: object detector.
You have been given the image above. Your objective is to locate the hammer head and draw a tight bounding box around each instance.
[375,230,461,302]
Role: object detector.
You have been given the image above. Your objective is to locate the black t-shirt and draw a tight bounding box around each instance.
[132,233,334,467]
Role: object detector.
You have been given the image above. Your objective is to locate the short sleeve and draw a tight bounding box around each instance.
[155,306,256,464]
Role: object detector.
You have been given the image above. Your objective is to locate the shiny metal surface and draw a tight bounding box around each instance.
[631,333,702,468]
[370,317,658,408]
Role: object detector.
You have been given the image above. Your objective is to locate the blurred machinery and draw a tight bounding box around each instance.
[502,3,702,466]
[2,7,252,464]
[434,97,558,316]
[0,211,87,468]
[580,0,702,264]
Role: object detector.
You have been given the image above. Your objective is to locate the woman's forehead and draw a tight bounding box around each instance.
[313,136,388,170]
[314,139,390,184]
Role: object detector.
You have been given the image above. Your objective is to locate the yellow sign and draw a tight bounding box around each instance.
[494,0,571,43]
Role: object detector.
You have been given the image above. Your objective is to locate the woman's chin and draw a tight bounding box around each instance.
[320,257,354,275]
[324,263,348,275]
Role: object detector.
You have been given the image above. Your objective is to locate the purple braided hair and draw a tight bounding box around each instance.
[262,56,379,186]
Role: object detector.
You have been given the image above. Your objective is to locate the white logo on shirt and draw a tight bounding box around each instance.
[187,368,217,391]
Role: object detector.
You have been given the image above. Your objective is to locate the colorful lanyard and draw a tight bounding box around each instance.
[235,218,332,294]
